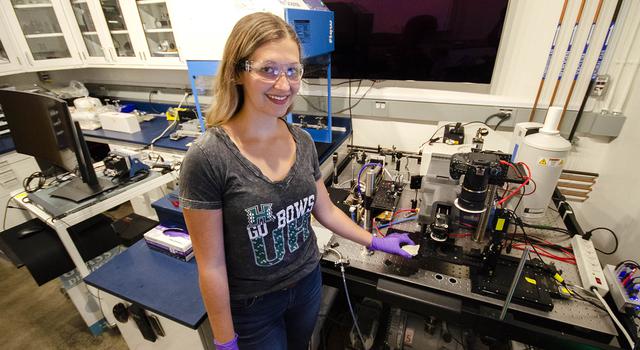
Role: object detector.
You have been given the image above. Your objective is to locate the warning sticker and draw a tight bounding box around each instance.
[538,157,564,167]
[13,192,28,200]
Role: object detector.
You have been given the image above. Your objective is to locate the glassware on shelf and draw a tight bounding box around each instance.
[26,36,71,60]
[71,2,96,32]
[136,2,179,58]
[100,0,135,57]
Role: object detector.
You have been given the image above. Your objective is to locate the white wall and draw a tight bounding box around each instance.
[572,53,640,266]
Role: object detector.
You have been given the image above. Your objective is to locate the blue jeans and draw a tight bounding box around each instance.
[230,265,322,350]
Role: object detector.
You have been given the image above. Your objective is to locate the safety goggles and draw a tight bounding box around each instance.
[242,60,304,83]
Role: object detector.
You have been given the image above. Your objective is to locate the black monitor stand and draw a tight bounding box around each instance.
[50,121,118,202]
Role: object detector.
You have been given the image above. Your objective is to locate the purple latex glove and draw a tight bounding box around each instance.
[370,233,416,258]
[214,334,239,350]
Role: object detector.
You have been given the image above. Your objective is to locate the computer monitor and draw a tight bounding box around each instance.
[0,90,116,202]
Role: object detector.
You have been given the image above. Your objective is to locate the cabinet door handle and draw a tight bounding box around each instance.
[109,48,116,61]
[142,51,147,61]
[24,52,33,66]
[16,56,22,65]
[82,51,87,60]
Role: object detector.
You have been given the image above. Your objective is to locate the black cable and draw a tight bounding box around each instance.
[494,114,510,130]
[299,80,377,115]
[148,90,161,113]
[570,289,606,311]
[298,94,328,114]
[419,121,493,150]
[7,206,26,211]
[302,78,364,87]
[587,227,618,255]
[23,171,46,193]
[484,112,510,130]
[520,222,570,235]
[509,211,548,264]
[334,80,376,115]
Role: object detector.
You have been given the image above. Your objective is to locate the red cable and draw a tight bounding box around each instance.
[621,267,637,286]
[497,161,533,206]
[449,233,472,238]
[512,243,576,264]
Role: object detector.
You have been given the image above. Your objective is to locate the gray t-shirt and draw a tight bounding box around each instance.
[179,121,322,299]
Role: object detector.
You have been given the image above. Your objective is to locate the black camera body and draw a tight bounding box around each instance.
[449,151,511,212]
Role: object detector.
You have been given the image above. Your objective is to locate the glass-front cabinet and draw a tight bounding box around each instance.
[0,10,24,74]
[1,0,81,68]
[134,0,180,63]
[99,0,136,60]
[88,0,182,66]
[0,0,184,71]
[63,0,109,64]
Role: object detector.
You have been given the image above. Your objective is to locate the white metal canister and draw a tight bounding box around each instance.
[511,107,571,218]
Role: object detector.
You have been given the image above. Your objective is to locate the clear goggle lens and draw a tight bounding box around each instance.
[244,60,304,82]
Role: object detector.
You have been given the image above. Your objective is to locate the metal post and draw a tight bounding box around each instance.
[500,246,530,320]
[363,169,376,232]
[473,184,498,242]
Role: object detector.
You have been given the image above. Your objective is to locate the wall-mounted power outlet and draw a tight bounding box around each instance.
[591,75,609,97]
[499,108,513,118]
[371,101,388,117]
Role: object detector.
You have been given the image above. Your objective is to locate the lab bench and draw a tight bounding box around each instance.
[317,147,623,349]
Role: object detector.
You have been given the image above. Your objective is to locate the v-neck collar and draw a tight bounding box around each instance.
[216,119,300,187]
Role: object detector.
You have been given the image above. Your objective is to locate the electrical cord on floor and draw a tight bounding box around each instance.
[325,247,366,349]
[591,286,636,349]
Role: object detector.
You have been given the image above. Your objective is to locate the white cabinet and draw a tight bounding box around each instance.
[0,0,185,72]
[130,0,182,67]
[61,0,111,65]
[0,152,39,229]
[82,0,183,68]
[94,0,142,65]
[0,0,82,70]
[0,9,25,75]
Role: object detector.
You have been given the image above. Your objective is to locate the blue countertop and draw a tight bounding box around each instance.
[83,112,352,164]
[84,240,206,329]
[0,134,15,155]
[83,115,193,152]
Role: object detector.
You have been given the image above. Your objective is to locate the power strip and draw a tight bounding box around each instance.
[571,235,609,296]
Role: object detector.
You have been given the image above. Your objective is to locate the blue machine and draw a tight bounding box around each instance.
[187,60,220,132]
[151,188,186,230]
[186,8,335,142]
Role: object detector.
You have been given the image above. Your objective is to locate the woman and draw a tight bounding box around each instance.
[179,12,414,350]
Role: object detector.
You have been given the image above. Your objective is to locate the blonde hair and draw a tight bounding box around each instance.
[206,12,302,128]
